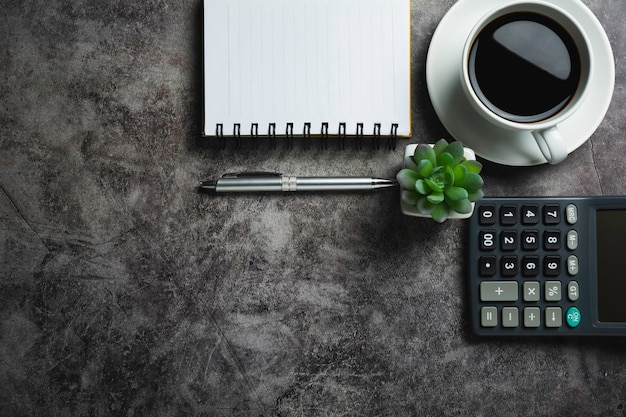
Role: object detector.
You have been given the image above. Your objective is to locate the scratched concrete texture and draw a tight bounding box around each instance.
[2,0,626,416]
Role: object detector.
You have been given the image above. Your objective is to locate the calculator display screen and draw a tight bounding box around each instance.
[596,210,626,322]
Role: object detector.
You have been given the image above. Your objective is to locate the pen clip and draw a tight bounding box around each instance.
[221,171,283,179]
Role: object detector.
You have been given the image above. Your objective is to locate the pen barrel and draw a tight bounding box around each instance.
[212,176,396,192]
[292,177,374,191]
[215,177,283,192]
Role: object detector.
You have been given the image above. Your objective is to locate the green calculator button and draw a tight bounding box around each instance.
[566,307,581,328]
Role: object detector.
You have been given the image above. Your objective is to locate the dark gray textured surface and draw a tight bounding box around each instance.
[2,0,626,415]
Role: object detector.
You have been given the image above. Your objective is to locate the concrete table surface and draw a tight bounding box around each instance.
[2,1,626,415]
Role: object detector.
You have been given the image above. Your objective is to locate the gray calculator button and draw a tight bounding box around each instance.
[568,281,580,301]
[567,255,579,276]
[481,306,498,327]
[567,230,578,250]
[524,307,541,327]
[480,281,519,302]
[545,281,562,301]
[502,307,519,328]
[523,281,541,302]
[545,307,563,328]
[566,204,578,225]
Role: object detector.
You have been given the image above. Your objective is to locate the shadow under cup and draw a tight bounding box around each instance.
[467,7,591,125]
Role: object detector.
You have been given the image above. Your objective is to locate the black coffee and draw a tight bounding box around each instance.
[469,12,581,123]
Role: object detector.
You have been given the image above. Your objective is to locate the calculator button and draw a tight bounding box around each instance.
[501,256,518,277]
[544,256,561,276]
[566,230,578,250]
[523,281,541,302]
[567,255,579,276]
[567,281,579,301]
[521,230,539,250]
[479,256,496,277]
[543,204,561,224]
[480,281,519,302]
[481,306,498,327]
[566,204,578,225]
[521,204,539,225]
[522,256,540,277]
[543,230,561,250]
[500,205,517,225]
[479,205,497,225]
[545,281,562,301]
[501,230,518,251]
[502,307,519,328]
[545,307,563,328]
[524,307,541,327]
[566,307,581,328]
[479,231,496,251]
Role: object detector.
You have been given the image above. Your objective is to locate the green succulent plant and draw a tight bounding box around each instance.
[397,139,484,223]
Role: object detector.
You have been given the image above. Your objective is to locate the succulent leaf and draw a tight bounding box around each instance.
[415,179,429,195]
[413,145,436,166]
[437,152,454,167]
[432,203,450,223]
[449,198,473,214]
[453,164,467,184]
[401,189,419,205]
[446,141,465,163]
[444,166,455,185]
[417,159,434,177]
[468,189,485,202]
[424,178,443,193]
[445,186,469,201]
[427,192,444,204]
[462,159,483,174]
[458,172,484,192]
[433,138,448,156]
[396,168,420,190]
[416,197,435,214]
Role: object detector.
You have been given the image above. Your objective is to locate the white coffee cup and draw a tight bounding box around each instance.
[460,1,593,165]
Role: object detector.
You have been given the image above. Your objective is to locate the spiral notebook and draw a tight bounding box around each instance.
[202,0,411,145]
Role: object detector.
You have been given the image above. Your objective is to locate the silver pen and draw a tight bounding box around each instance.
[199,172,398,192]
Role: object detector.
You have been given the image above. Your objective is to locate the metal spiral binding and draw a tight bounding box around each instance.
[211,122,400,150]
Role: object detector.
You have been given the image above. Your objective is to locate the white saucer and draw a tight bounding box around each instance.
[426,0,615,166]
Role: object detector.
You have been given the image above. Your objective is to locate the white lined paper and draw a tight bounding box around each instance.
[203,0,411,137]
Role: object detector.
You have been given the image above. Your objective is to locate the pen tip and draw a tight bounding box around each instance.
[371,178,399,189]
[198,180,217,193]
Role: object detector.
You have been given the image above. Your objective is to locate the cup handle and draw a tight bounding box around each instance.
[532,127,568,165]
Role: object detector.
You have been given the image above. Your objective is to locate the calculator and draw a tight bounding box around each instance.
[468,196,626,336]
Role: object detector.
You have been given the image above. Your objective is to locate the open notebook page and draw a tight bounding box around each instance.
[203,0,411,137]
